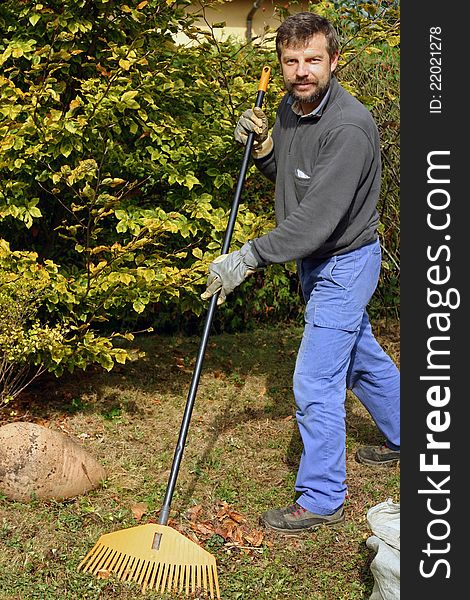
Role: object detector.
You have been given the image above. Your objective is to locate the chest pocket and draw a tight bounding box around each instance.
[293,170,311,204]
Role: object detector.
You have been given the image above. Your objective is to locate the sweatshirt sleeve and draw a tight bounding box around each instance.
[253,147,276,183]
[252,99,286,183]
[251,124,376,265]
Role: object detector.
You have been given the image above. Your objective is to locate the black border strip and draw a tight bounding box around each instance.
[401,1,466,595]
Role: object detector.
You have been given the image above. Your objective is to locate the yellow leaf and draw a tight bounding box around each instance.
[132,300,145,313]
[120,90,138,102]
[119,58,131,70]
[114,349,128,364]
[29,14,41,26]
[119,273,134,285]
[90,246,109,255]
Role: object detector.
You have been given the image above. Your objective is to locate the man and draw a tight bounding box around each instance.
[201,12,400,535]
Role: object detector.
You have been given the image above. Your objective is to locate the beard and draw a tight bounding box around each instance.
[286,75,331,105]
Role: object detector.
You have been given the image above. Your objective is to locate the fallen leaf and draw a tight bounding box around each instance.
[230,527,244,545]
[130,502,148,522]
[213,525,230,540]
[186,504,203,522]
[228,510,244,524]
[174,357,192,373]
[97,568,111,579]
[190,521,216,539]
[244,530,264,547]
[216,501,245,523]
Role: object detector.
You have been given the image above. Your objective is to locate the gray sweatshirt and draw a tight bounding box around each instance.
[251,76,381,265]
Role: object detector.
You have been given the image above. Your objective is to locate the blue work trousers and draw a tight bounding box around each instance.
[294,240,400,515]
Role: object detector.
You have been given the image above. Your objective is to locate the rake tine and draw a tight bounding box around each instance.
[117,554,132,580]
[91,546,113,575]
[120,556,133,581]
[87,544,107,573]
[128,556,140,581]
[172,564,180,593]
[138,560,148,583]
[107,549,122,573]
[148,562,159,592]
[111,551,125,576]
[166,563,175,593]
[137,560,148,585]
[100,549,118,572]
[178,564,185,593]
[79,545,99,572]
[178,564,184,593]
[134,558,145,582]
[140,562,152,593]
[174,564,181,593]
[152,563,162,592]
[185,564,190,596]
[77,543,99,572]
[135,559,149,585]
[208,565,214,599]
[161,563,170,593]
[198,564,203,593]
[155,562,165,592]
[127,556,140,582]
[213,564,221,599]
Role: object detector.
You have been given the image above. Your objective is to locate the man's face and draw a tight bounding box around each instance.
[280,33,339,108]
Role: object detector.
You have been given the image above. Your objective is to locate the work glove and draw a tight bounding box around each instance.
[234,107,273,159]
[201,241,260,305]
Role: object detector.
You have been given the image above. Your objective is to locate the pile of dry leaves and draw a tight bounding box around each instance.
[131,500,268,556]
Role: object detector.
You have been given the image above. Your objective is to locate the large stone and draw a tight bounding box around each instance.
[0,421,106,502]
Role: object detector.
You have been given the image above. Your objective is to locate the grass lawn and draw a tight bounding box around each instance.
[0,320,400,600]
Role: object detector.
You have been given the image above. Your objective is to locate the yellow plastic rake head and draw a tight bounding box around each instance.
[77,523,220,598]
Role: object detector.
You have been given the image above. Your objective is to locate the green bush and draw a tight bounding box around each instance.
[0,0,399,399]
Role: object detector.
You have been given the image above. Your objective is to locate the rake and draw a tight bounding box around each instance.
[77,65,271,598]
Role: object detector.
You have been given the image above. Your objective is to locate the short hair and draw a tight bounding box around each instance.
[276,12,340,60]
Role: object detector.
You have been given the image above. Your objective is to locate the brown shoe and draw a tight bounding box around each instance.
[262,503,344,535]
[356,445,400,466]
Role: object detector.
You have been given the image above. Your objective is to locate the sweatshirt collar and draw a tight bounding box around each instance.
[288,76,337,118]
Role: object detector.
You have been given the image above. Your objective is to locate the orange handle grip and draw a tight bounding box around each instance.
[257,65,271,92]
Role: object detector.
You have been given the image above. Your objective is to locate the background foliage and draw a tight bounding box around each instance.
[0,0,399,402]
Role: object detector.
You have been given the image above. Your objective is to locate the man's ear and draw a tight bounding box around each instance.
[330,52,340,73]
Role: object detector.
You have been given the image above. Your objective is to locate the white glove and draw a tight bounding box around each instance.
[234,108,273,159]
[201,241,260,305]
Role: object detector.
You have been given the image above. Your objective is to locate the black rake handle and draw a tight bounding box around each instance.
[158,66,271,526]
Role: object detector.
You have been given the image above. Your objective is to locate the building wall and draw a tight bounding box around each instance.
[175,0,310,45]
